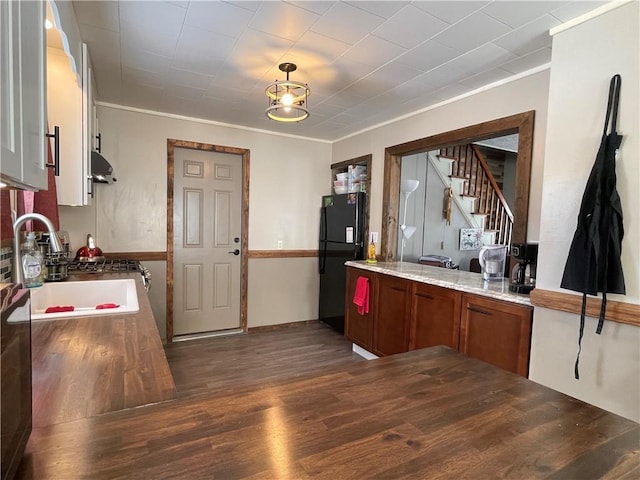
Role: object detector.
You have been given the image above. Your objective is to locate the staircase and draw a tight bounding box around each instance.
[428,144,513,246]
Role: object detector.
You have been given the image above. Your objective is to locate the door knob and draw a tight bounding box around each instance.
[228,249,240,256]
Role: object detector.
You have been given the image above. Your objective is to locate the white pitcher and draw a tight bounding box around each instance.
[478,245,508,281]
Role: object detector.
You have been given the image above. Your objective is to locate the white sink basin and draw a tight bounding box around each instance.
[30,279,139,320]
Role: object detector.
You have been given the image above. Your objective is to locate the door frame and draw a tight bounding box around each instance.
[166,139,250,342]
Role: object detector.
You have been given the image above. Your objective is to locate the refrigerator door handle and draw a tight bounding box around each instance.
[319,207,327,274]
[319,242,327,274]
[319,207,326,241]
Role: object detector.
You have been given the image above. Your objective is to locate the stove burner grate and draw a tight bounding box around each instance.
[67,259,141,273]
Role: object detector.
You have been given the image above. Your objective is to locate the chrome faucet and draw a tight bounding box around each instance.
[13,213,63,285]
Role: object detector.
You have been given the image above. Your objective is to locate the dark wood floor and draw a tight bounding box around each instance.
[17,322,640,479]
[164,322,365,398]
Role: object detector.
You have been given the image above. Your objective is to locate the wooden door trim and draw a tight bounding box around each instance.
[166,139,250,342]
[381,111,535,261]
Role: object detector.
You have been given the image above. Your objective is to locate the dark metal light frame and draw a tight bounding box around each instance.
[265,63,310,123]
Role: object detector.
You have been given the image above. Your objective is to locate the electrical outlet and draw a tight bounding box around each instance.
[277,240,283,250]
[371,231,379,244]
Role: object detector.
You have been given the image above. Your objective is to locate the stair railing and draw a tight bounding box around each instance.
[441,144,514,245]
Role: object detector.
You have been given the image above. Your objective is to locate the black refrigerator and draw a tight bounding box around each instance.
[318,192,366,333]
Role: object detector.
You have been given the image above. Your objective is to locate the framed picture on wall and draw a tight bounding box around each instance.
[460,228,483,250]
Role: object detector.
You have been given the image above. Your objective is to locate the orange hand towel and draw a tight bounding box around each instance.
[353,276,369,315]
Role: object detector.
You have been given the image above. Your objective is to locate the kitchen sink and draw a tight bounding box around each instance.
[30,279,139,320]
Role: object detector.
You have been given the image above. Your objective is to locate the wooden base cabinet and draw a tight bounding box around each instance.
[372,274,411,356]
[345,267,533,377]
[410,283,461,350]
[460,294,533,377]
[345,268,376,351]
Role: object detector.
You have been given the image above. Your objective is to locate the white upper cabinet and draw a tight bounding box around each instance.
[48,43,93,206]
[0,0,48,190]
[46,0,93,205]
[83,46,94,202]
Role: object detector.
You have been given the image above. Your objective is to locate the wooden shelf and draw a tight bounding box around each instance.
[530,288,639,327]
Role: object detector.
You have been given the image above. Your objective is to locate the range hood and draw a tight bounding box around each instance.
[91,151,116,184]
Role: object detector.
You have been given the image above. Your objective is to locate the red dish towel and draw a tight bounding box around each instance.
[353,276,369,315]
[96,303,119,309]
[45,306,74,313]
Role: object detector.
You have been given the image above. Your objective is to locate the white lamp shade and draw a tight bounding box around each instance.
[401,179,420,194]
[402,225,417,240]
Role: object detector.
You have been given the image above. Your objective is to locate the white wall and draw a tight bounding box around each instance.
[60,106,332,335]
[529,2,639,422]
[93,106,331,251]
[332,69,551,249]
[248,257,319,328]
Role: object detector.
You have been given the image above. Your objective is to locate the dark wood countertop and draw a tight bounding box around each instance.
[18,345,639,479]
[30,272,176,428]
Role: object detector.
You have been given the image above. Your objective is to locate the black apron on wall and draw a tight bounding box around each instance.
[560,74,625,380]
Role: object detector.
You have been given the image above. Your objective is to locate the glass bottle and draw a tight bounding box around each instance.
[22,232,45,288]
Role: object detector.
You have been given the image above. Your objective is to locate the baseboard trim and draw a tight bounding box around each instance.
[172,328,244,342]
[248,319,320,333]
[352,343,378,360]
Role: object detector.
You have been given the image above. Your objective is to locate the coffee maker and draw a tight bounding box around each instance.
[509,243,538,294]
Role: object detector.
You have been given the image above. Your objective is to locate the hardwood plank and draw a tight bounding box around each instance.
[17,331,639,480]
[165,323,364,399]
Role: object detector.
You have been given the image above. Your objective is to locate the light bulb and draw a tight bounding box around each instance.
[281,92,294,106]
[45,19,53,29]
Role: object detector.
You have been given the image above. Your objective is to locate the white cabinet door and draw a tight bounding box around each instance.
[20,0,47,189]
[48,47,83,205]
[82,44,93,203]
[0,0,47,190]
[0,0,23,182]
[48,42,92,205]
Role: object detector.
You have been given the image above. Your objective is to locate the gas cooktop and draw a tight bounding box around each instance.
[67,259,141,273]
[66,259,152,291]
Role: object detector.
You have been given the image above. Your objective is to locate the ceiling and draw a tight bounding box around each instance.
[66,0,606,141]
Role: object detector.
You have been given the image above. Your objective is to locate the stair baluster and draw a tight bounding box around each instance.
[442,143,514,246]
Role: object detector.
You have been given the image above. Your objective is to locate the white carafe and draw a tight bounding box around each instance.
[478,244,508,281]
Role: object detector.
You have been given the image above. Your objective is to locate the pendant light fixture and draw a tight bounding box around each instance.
[265,63,310,123]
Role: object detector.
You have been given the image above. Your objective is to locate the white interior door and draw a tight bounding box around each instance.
[173,147,242,336]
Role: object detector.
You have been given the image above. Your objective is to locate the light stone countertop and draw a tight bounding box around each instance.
[345,261,533,307]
